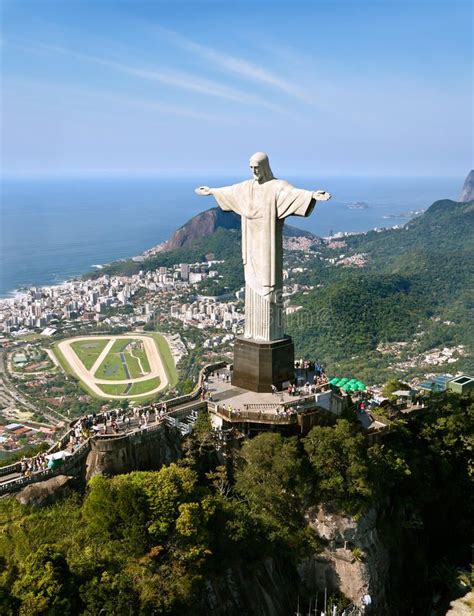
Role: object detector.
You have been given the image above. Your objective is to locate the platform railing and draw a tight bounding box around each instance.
[208,403,298,424]
[0,363,227,495]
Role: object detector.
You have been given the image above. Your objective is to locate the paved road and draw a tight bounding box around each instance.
[0,350,66,425]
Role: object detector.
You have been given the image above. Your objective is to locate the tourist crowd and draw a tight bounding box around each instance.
[18,402,174,477]
[20,452,49,476]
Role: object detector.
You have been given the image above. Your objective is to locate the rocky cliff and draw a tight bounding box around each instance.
[200,502,390,614]
[300,503,389,613]
[201,557,298,615]
[459,170,474,202]
[15,474,76,507]
[85,423,182,480]
[157,207,241,252]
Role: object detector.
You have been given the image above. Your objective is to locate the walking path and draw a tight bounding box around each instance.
[130,349,146,376]
[90,338,115,376]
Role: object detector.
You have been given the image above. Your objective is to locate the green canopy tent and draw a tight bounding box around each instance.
[48,458,63,470]
[46,451,71,470]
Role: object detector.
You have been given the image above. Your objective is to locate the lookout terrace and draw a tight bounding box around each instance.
[205,366,345,436]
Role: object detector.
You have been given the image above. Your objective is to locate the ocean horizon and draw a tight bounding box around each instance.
[0,174,463,298]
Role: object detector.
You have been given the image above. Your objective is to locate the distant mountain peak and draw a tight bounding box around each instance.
[459,170,474,202]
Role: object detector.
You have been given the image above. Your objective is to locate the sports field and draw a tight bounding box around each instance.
[54,333,177,400]
[94,338,152,381]
[71,338,110,371]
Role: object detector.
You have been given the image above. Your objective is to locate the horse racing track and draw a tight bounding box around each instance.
[54,334,172,399]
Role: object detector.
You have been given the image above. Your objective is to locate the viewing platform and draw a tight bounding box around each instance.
[205,366,344,435]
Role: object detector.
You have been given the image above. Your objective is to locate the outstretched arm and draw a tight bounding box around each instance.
[194,182,244,215]
[312,190,331,201]
[304,190,332,218]
[195,186,214,196]
[277,184,331,219]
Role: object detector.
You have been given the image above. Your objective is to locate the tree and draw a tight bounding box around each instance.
[82,474,149,554]
[12,545,79,615]
[235,433,309,541]
[303,419,372,511]
[79,571,139,616]
[382,378,411,399]
[206,465,232,497]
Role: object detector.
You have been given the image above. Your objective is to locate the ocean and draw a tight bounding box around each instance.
[0,175,462,298]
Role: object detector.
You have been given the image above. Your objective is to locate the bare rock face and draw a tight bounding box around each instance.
[201,557,296,616]
[446,592,474,615]
[459,170,474,202]
[300,504,389,613]
[85,424,182,480]
[15,475,74,507]
[159,207,240,252]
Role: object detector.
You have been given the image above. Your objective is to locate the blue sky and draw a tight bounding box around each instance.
[1,0,472,177]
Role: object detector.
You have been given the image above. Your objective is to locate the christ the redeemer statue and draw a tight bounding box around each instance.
[195,152,330,343]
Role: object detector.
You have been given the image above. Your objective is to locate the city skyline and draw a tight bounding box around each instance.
[1,0,472,177]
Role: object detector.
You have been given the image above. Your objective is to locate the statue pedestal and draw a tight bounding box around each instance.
[232,336,295,393]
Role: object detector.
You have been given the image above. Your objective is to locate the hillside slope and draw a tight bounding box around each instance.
[94,199,473,382]
[287,199,474,380]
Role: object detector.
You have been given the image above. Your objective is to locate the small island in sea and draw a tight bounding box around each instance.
[346,201,369,209]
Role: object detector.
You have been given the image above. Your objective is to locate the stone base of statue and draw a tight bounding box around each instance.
[232,336,295,393]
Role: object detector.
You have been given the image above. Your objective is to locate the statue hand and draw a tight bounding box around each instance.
[195,186,212,196]
[313,190,331,201]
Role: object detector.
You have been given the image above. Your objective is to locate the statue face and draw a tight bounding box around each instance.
[250,163,262,181]
[249,153,272,183]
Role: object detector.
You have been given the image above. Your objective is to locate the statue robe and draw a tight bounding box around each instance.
[212,178,315,341]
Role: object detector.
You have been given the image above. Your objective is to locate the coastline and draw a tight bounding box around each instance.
[1,175,461,300]
[1,220,398,302]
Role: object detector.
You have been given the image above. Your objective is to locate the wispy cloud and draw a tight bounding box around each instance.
[163,29,311,102]
[18,42,283,112]
[5,76,232,123]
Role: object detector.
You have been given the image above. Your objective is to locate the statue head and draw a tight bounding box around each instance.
[249,152,274,184]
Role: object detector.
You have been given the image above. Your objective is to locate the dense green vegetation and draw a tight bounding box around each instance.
[1,391,472,615]
[288,200,474,380]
